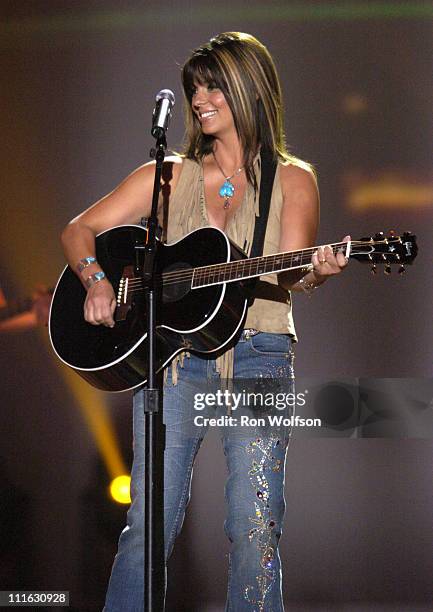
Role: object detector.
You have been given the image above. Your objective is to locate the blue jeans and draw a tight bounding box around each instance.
[104,331,294,611]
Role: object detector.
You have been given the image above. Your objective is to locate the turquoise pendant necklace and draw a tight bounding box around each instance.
[212,152,244,209]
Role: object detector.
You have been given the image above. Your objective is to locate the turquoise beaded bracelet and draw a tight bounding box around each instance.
[77,256,97,274]
[85,271,106,289]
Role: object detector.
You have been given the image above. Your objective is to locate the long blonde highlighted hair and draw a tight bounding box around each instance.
[182,32,300,186]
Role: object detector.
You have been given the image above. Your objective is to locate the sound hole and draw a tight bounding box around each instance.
[162,262,193,302]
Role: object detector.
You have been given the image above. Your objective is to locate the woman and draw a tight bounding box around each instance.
[61,32,348,611]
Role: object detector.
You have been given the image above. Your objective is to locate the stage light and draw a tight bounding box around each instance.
[109,475,131,505]
[342,171,433,210]
[341,93,369,116]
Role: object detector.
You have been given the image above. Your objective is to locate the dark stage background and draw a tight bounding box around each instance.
[1,2,432,610]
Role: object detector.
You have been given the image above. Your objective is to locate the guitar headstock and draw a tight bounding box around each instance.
[350,231,418,274]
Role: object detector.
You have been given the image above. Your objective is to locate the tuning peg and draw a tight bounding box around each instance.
[371,263,377,274]
[384,263,391,275]
[398,265,405,275]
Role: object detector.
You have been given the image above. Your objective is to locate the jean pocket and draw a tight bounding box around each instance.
[249,332,293,358]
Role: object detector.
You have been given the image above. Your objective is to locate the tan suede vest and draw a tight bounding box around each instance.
[159,155,297,339]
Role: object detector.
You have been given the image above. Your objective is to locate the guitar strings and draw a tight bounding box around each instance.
[122,239,393,292]
[124,242,348,289]
[123,244,399,292]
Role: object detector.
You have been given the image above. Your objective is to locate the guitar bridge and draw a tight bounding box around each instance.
[115,265,134,322]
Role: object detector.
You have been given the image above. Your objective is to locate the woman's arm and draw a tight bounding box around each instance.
[61,158,181,326]
[277,162,348,292]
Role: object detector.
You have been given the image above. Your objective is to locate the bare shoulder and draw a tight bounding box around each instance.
[279,158,318,197]
[109,155,184,205]
[129,154,184,182]
[277,158,320,249]
[69,156,187,232]
[278,158,319,219]
[164,154,184,173]
[164,155,184,188]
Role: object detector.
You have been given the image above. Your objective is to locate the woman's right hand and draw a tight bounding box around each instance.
[84,279,116,327]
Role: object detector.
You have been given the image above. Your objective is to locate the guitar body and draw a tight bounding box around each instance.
[49,225,251,392]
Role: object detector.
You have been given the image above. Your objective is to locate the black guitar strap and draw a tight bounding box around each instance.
[249,148,277,258]
[246,148,277,307]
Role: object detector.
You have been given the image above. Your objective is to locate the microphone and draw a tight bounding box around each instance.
[151,89,175,138]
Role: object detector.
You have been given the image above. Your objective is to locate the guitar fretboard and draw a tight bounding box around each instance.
[191,243,345,288]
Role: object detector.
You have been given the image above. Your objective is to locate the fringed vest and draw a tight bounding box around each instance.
[157,155,297,382]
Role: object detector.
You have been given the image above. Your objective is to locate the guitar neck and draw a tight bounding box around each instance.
[191,241,348,288]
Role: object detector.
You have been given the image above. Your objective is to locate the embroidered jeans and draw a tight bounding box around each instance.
[104,331,294,611]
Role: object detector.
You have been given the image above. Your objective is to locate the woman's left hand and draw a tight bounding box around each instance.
[311,235,351,282]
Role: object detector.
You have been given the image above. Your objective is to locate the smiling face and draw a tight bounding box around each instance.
[182,32,289,181]
[191,83,235,138]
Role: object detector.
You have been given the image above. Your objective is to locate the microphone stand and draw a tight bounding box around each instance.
[140,133,167,611]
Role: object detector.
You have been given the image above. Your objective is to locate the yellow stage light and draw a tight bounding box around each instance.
[110,475,131,505]
[342,171,433,211]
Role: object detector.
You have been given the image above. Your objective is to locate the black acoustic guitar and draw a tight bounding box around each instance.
[49,226,417,392]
